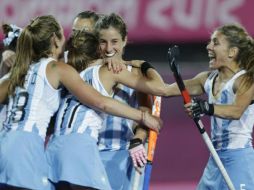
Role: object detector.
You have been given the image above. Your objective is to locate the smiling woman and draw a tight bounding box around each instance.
[164,23,254,190]
[93,13,162,190]
[95,14,127,59]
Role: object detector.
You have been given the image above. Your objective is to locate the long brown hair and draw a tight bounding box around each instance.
[67,30,100,72]
[8,15,63,95]
[217,24,254,91]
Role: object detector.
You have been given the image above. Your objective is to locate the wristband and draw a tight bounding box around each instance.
[141,61,154,76]
[129,138,143,149]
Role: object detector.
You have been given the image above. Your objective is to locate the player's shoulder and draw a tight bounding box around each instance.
[47,60,71,72]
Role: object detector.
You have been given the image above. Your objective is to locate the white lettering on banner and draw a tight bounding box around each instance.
[205,0,244,27]
[0,0,138,30]
[0,0,71,26]
[0,0,96,27]
[205,0,218,27]
[146,0,173,29]
[0,0,249,42]
[174,0,202,29]
[145,0,245,30]
[92,0,138,29]
[218,0,244,24]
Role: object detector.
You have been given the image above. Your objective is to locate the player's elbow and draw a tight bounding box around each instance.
[95,101,108,112]
[95,98,114,113]
[88,97,107,112]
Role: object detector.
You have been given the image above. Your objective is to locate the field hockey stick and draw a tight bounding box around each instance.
[167,45,235,190]
[142,96,162,190]
[132,95,154,190]
[132,96,161,190]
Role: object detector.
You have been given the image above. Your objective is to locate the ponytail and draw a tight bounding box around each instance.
[8,28,34,95]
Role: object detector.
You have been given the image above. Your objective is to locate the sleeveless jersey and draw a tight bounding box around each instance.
[54,64,105,140]
[98,66,138,151]
[204,70,254,150]
[3,57,61,139]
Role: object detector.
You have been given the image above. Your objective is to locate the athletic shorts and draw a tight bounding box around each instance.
[0,130,53,190]
[99,149,135,190]
[197,147,254,190]
[46,133,111,190]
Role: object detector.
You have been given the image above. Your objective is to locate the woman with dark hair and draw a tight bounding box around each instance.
[0,15,161,190]
[94,13,158,189]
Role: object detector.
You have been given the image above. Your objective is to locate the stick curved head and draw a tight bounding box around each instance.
[167,45,180,72]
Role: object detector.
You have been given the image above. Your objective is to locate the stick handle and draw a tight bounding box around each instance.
[142,96,162,190]
[132,164,145,190]
[133,96,161,190]
[147,96,161,162]
[142,164,152,190]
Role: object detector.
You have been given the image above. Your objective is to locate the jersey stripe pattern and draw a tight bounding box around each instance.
[3,57,61,139]
[98,66,139,151]
[54,65,104,140]
[204,70,254,150]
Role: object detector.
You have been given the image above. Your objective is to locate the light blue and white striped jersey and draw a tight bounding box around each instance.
[55,64,138,145]
[204,70,254,150]
[54,64,104,140]
[3,57,61,139]
[98,66,139,151]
